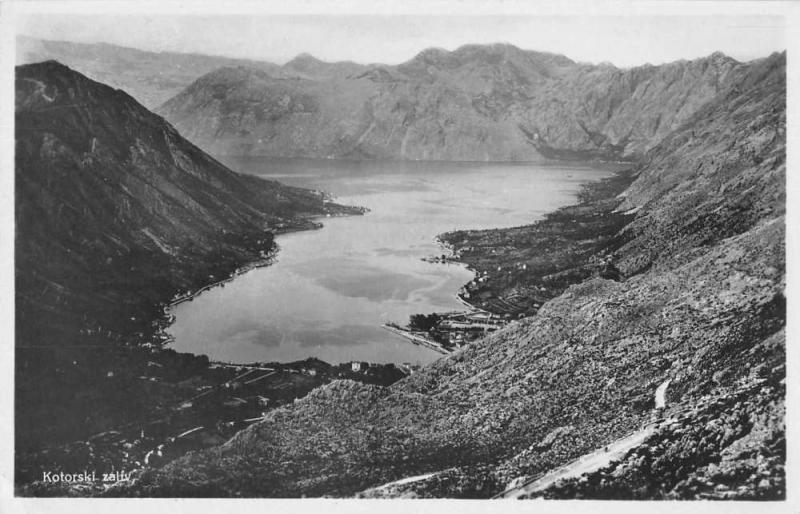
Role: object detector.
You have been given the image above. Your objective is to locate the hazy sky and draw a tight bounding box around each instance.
[18,14,785,67]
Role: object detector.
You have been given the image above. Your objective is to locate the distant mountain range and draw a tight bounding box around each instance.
[157,44,747,161]
[16,36,284,109]
[21,37,747,162]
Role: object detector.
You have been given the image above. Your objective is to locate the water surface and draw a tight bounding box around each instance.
[167,158,614,364]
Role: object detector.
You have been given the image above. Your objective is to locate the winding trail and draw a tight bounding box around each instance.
[495,377,673,499]
[655,378,671,409]
[495,423,658,499]
[357,378,675,499]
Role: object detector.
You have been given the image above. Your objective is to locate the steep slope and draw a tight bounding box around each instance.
[157,44,742,161]
[16,36,283,108]
[615,53,786,275]
[124,54,785,498]
[437,52,785,317]
[15,61,359,449]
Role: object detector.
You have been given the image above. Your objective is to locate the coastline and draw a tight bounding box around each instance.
[435,166,637,318]
[157,216,344,348]
[382,324,451,355]
[386,166,632,354]
[167,249,279,309]
[394,166,634,344]
[165,205,368,311]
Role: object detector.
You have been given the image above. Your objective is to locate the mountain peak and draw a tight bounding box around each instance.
[453,42,522,56]
[407,47,453,65]
[285,53,325,69]
[16,59,137,111]
[403,43,577,72]
[19,59,74,76]
[291,52,321,62]
[198,65,272,85]
[701,51,739,68]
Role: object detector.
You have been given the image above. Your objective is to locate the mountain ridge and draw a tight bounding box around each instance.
[20,36,763,162]
[156,44,751,161]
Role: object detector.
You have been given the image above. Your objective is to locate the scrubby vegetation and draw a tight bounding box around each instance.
[119,52,785,499]
[15,48,786,500]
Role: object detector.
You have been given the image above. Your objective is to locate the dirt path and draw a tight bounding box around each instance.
[358,472,440,497]
[359,377,675,499]
[655,378,671,409]
[495,377,673,499]
[496,423,657,498]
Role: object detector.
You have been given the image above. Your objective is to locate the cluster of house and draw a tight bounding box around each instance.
[349,361,420,376]
[428,310,509,348]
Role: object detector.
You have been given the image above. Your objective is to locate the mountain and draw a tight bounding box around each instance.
[15,61,359,449]
[282,53,367,80]
[15,59,357,341]
[16,36,283,109]
[157,43,742,161]
[21,39,743,162]
[124,53,785,498]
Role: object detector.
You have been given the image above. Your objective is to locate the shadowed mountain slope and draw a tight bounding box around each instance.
[16,60,356,345]
[15,61,359,450]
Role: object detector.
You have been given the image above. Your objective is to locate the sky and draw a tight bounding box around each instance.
[17,13,786,67]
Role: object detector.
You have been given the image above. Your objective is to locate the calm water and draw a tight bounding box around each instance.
[167,158,614,365]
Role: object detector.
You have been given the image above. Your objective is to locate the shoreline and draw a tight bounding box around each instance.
[435,166,637,317]
[161,163,630,362]
[164,206,369,312]
[385,165,637,352]
[13,161,642,495]
[167,252,278,308]
[382,324,451,355]
[157,218,335,350]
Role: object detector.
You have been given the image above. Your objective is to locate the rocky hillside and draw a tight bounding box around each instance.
[15,61,359,450]
[16,36,283,109]
[528,371,785,500]
[123,53,785,498]
[157,44,743,161]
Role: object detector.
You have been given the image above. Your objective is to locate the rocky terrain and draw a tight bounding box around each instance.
[15,61,360,461]
[116,52,785,498]
[156,44,743,161]
[528,370,785,500]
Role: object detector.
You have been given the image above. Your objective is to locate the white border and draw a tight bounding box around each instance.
[1,0,798,17]
[0,1,798,513]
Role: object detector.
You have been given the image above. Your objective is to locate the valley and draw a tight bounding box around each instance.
[13,39,787,501]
